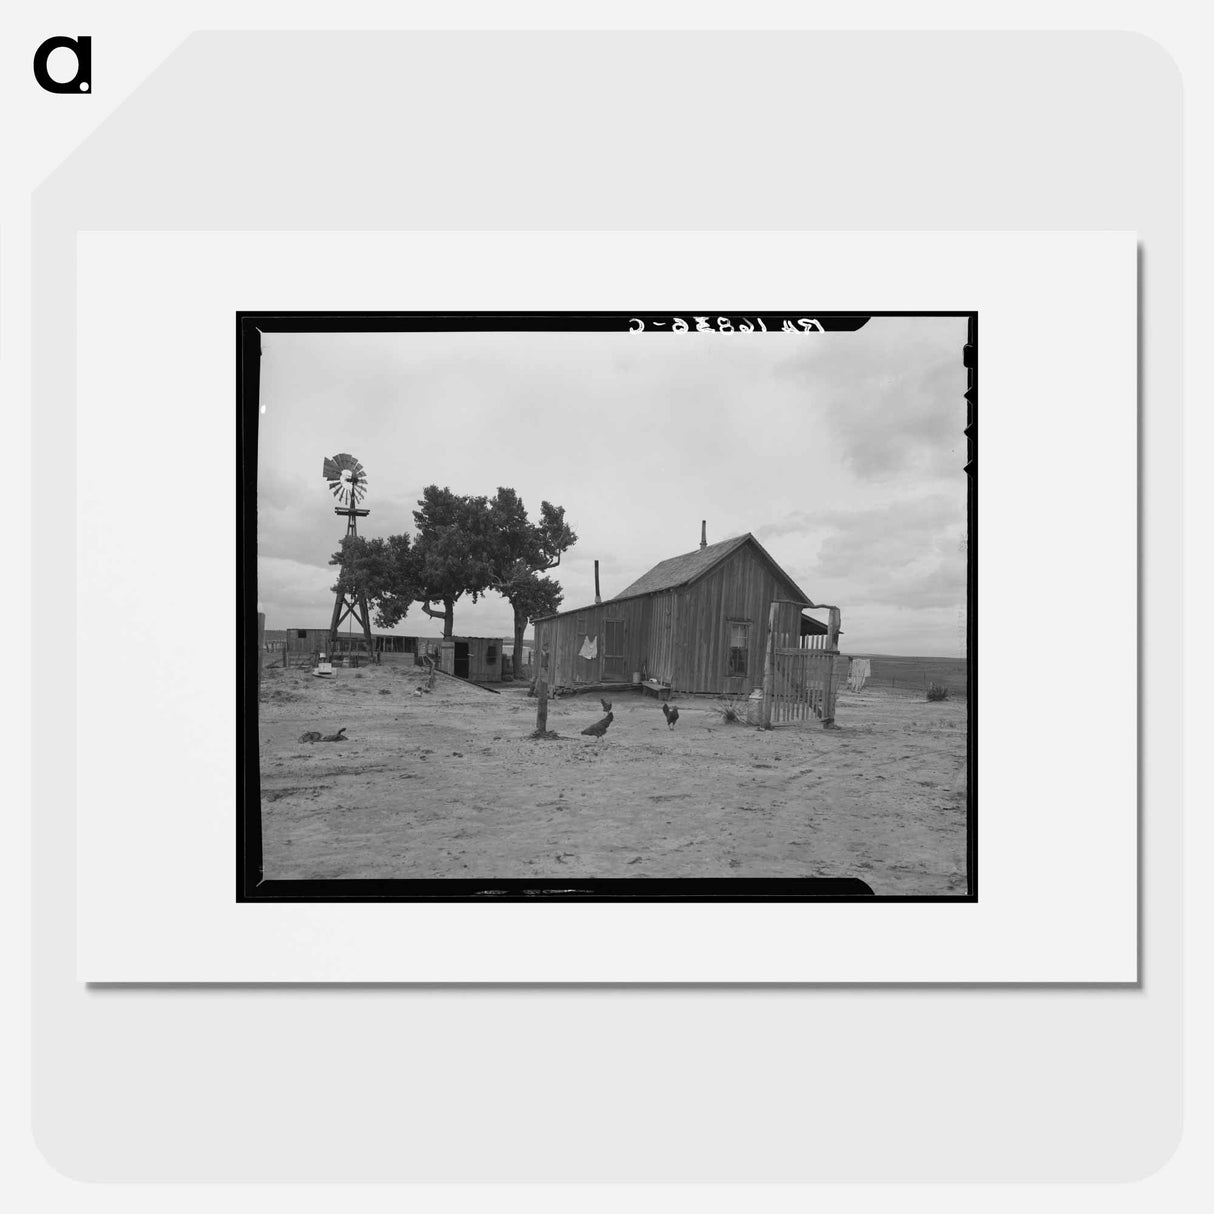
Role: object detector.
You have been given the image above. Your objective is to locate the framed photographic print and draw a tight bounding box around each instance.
[239,309,975,903]
[74,230,1136,981]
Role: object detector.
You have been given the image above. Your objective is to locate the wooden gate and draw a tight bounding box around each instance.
[769,649,840,724]
[761,601,842,728]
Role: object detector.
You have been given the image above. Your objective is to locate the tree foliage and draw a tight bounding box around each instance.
[328,533,417,629]
[499,569,564,621]
[484,489,577,673]
[328,484,577,652]
[409,486,498,637]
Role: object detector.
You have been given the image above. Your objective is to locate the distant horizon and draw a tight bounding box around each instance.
[262,620,965,663]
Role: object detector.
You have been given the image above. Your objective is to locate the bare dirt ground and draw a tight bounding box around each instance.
[256,660,969,893]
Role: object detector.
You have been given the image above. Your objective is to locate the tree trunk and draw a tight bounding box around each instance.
[442,597,454,638]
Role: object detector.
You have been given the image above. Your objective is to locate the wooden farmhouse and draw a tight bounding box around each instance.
[532,530,838,697]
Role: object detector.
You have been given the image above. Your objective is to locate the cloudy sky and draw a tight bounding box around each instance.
[257,317,968,656]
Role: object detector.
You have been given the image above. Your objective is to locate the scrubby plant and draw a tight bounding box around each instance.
[713,696,747,724]
[926,682,950,702]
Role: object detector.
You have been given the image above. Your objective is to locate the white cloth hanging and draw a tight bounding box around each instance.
[847,657,871,691]
[579,635,598,660]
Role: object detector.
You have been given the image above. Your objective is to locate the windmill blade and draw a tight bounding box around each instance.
[322,453,368,507]
[324,453,364,477]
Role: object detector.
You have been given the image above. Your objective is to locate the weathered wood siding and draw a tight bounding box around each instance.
[645,591,677,683]
[540,610,593,687]
[439,636,504,683]
[534,540,811,695]
[534,599,650,689]
[672,546,807,694]
[601,598,649,682]
[464,638,504,684]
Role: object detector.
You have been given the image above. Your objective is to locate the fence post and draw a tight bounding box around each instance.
[820,653,837,728]
[535,648,550,734]
[823,608,842,727]
[761,601,777,729]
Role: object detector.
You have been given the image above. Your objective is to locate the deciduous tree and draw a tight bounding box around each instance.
[328,533,418,629]
[410,486,497,638]
[485,489,577,674]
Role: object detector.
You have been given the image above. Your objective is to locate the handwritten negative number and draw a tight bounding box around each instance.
[629,316,820,333]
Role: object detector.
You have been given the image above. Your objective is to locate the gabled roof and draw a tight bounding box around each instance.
[533,532,815,622]
[611,534,752,598]
[613,532,815,606]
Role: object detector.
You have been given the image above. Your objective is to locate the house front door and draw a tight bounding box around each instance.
[602,619,625,681]
[723,619,751,696]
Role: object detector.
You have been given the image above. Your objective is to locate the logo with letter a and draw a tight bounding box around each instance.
[33,36,92,93]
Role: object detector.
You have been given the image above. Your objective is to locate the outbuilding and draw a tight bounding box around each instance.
[436,636,506,684]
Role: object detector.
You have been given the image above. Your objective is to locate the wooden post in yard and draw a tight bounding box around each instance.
[761,601,778,729]
[823,607,842,727]
[535,648,550,734]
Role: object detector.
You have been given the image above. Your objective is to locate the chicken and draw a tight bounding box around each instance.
[600,697,613,714]
[581,711,614,739]
[298,731,323,744]
[661,703,680,730]
[321,727,348,742]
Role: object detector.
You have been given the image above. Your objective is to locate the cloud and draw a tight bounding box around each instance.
[761,495,966,653]
[257,556,531,640]
[256,556,337,627]
[255,321,971,653]
[257,462,424,567]
[775,318,967,482]
[836,603,968,658]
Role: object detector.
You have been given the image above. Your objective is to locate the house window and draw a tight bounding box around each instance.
[296,629,308,640]
[486,643,498,663]
[728,622,749,677]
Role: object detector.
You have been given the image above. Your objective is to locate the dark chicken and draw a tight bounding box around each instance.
[581,711,614,739]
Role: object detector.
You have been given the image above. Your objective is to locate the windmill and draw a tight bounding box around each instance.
[323,453,376,659]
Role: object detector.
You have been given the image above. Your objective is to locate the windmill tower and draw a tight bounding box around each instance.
[323,453,376,659]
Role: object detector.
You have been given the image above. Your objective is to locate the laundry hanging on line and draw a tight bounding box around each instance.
[579,635,598,660]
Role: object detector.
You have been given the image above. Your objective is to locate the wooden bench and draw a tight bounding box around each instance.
[640,678,672,701]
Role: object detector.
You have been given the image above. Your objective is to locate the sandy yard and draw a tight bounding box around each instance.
[255,659,968,894]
